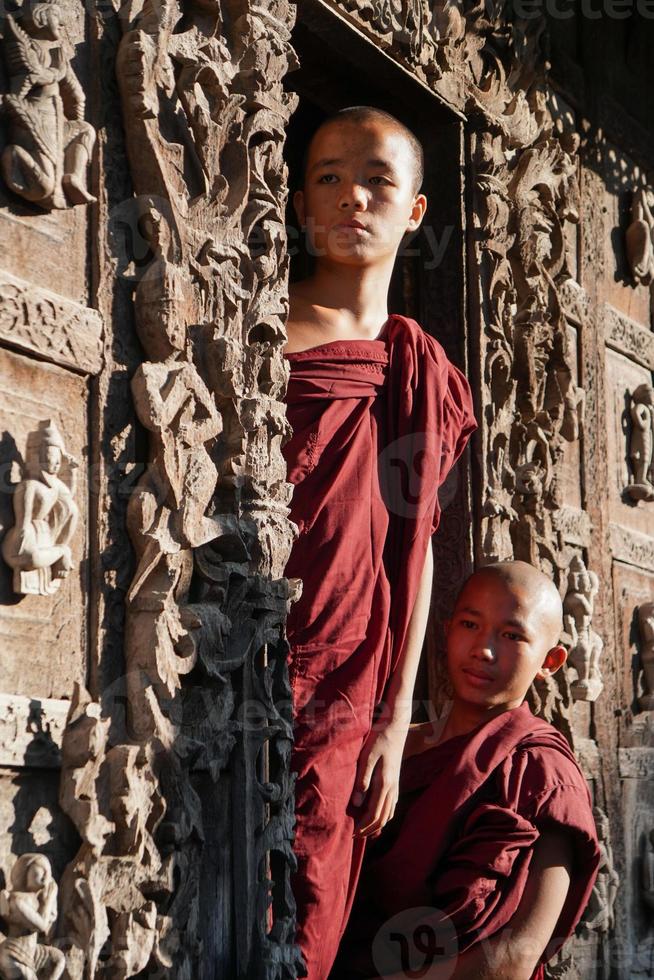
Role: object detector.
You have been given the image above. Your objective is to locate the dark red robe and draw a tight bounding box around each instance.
[332,701,601,980]
[282,314,476,980]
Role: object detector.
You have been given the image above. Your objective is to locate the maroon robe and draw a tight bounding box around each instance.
[282,314,476,980]
[333,701,601,980]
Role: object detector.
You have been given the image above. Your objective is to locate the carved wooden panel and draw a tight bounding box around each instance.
[0,270,103,375]
[0,348,88,698]
[606,346,654,538]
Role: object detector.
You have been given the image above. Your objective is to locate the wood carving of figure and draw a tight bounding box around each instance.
[0,853,65,979]
[638,601,654,711]
[1,421,79,596]
[583,808,619,935]
[627,384,654,502]
[563,555,604,701]
[0,2,96,209]
[626,188,654,285]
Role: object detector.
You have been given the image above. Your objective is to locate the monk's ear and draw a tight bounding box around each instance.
[536,644,567,680]
[293,189,306,229]
[406,193,427,233]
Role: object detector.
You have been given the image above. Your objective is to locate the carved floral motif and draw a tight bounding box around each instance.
[0,270,104,376]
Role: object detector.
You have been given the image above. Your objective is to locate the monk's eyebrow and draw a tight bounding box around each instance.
[309,157,343,172]
[309,156,397,173]
[457,606,531,633]
[503,618,531,634]
[366,157,396,171]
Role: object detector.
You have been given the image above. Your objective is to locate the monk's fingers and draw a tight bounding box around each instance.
[354,786,383,832]
[353,781,386,834]
[356,786,394,836]
[358,796,394,838]
[351,741,380,807]
[356,771,397,830]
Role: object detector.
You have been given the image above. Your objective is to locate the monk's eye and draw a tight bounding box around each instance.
[504,631,525,642]
[369,175,391,184]
[317,173,338,183]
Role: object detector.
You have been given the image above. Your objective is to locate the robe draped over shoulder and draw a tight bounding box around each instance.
[282,314,476,980]
[335,701,601,980]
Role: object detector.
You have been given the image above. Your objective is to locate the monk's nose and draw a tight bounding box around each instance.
[472,642,495,661]
[338,182,367,210]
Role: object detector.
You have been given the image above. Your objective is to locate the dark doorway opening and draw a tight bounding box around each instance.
[284,1,466,336]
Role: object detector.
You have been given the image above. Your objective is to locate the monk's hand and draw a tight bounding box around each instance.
[351,724,408,839]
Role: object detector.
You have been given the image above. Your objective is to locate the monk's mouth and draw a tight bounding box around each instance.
[333,222,368,232]
[461,667,495,685]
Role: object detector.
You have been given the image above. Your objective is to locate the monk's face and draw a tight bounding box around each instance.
[293,119,425,268]
[446,572,566,711]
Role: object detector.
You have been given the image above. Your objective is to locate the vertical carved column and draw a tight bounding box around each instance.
[467,77,584,737]
[114,1,302,975]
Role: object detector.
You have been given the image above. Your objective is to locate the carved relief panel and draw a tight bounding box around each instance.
[0,0,100,971]
[0,0,94,297]
[0,2,95,211]
[0,349,88,698]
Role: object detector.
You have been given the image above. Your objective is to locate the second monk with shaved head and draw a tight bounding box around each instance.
[336,561,601,980]
[281,106,476,977]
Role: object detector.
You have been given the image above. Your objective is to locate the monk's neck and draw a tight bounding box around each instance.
[303,257,394,327]
[441,698,523,741]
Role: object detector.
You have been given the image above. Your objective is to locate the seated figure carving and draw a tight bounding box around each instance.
[2,421,79,596]
[0,853,65,980]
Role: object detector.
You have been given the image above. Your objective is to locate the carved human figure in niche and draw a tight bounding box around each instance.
[563,555,604,701]
[641,828,654,911]
[1,3,96,209]
[0,853,65,979]
[637,601,654,711]
[1,421,79,596]
[583,808,620,935]
[626,187,654,285]
[627,384,654,502]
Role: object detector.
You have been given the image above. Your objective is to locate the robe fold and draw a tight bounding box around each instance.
[282,314,477,980]
[333,701,601,980]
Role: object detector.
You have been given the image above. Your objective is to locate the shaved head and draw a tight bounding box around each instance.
[458,561,564,647]
[301,106,424,196]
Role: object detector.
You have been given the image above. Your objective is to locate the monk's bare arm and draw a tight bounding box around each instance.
[382,542,434,727]
[369,829,573,980]
[351,545,434,837]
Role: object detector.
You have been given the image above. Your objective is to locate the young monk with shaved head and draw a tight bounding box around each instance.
[334,561,601,980]
[282,106,476,978]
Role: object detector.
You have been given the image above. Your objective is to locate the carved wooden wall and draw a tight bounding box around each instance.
[0,0,653,976]
[0,0,303,976]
